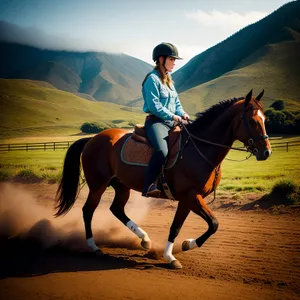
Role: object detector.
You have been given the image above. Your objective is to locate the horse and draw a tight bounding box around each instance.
[55,89,272,269]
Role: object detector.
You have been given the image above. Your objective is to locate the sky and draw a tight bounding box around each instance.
[0,0,293,70]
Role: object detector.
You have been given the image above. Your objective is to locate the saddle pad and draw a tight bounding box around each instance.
[121,134,181,169]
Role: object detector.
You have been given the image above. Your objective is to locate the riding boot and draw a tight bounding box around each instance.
[142,150,165,197]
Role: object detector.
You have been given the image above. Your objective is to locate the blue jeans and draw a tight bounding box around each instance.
[142,118,174,193]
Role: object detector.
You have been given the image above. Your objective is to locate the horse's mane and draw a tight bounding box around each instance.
[187,97,245,132]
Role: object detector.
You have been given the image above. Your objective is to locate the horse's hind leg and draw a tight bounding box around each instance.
[82,184,108,255]
[182,194,219,252]
[109,178,151,250]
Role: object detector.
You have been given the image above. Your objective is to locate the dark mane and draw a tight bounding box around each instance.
[187,97,244,132]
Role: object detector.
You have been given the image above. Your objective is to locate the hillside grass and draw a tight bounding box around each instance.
[0,79,145,141]
[0,136,299,195]
[180,42,300,114]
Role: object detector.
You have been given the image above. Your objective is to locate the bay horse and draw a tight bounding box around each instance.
[55,89,272,269]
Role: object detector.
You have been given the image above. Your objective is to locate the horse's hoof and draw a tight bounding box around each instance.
[182,240,190,251]
[169,260,182,269]
[141,240,151,250]
[94,249,104,256]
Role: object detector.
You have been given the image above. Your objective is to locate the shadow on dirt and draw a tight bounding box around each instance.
[0,236,168,279]
[240,194,298,211]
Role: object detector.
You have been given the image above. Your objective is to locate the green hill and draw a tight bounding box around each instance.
[0,79,145,140]
[179,41,300,114]
[173,1,300,94]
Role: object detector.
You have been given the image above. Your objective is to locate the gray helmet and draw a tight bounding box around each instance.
[152,42,183,62]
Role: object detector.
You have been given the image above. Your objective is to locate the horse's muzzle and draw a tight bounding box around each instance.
[255,148,272,161]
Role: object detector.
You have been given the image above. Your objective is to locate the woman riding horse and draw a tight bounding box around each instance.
[55,87,271,269]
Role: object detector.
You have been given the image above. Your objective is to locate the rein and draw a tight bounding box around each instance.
[180,122,252,167]
[178,121,253,205]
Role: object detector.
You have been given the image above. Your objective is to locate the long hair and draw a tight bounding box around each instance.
[142,59,173,88]
[154,61,173,88]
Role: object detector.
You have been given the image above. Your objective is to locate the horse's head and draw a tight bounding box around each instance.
[234,89,272,161]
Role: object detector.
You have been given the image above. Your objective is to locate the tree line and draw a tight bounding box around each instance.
[265,100,300,134]
[80,100,300,134]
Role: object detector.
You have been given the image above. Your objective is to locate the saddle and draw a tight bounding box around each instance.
[121,124,182,169]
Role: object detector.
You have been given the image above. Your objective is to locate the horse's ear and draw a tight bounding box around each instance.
[245,89,253,106]
[256,89,264,101]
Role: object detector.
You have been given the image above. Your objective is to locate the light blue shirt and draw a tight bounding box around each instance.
[142,69,185,121]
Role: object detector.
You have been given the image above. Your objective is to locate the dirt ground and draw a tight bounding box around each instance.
[0,182,299,300]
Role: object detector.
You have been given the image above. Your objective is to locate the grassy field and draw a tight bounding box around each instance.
[0,136,299,196]
[219,145,300,193]
[0,77,299,195]
[0,79,145,141]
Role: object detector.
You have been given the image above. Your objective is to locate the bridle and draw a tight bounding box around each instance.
[179,102,269,166]
[241,106,269,156]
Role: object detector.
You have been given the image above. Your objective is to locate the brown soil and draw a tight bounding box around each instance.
[0,182,299,300]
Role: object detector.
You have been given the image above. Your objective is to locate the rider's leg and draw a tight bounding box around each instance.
[142,120,170,197]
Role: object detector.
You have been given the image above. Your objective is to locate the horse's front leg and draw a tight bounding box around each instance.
[163,199,190,269]
[182,194,219,252]
[110,178,151,250]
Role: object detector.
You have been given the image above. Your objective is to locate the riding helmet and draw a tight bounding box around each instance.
[152,42,183,62]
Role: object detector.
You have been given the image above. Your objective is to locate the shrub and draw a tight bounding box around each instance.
[282,120,295,133]
[265,109,286,133]
[271,179,299,204]
[80,122,107,134]
[0,170,10,181]
[295,115,300,133]
[265,108,299,133]
[112,119,125,124]
[270,100,285,111]
[282,110,295,121]
[16,169,42,182]
[128,120,137,127]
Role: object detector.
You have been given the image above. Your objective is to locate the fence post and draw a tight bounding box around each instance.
[26,144,28,152]
[286,142,288,152]
[44,143,46,151]
[54,142,56,151]
[8,144,10,151]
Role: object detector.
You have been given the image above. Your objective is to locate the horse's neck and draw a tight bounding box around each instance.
[209,107,238,145]
[191,105,240,165]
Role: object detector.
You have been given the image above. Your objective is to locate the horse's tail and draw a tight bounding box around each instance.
[55,137,92,217]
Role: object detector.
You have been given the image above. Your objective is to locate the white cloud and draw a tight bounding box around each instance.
[172,44,206,70]
[185,10,268,30]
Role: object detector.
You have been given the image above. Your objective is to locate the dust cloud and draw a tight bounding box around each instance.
[0,182,152,253]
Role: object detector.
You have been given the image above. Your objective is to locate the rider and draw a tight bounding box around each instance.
[142,42,190,197]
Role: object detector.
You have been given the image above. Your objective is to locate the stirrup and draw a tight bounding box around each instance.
[145,183,161,198]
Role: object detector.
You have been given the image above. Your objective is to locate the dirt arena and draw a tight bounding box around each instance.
[0,182,299,300]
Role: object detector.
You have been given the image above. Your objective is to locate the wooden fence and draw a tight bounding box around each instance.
[268,140,300,152]
[0,141,72,152]
[0,139,299,152]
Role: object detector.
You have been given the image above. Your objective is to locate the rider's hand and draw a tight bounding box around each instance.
[173,115,182,122]
[182,113,190,120]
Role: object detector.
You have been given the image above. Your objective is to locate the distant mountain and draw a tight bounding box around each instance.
[0,23,153,105]
[1,1,300,113]
[173,1,300,95]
